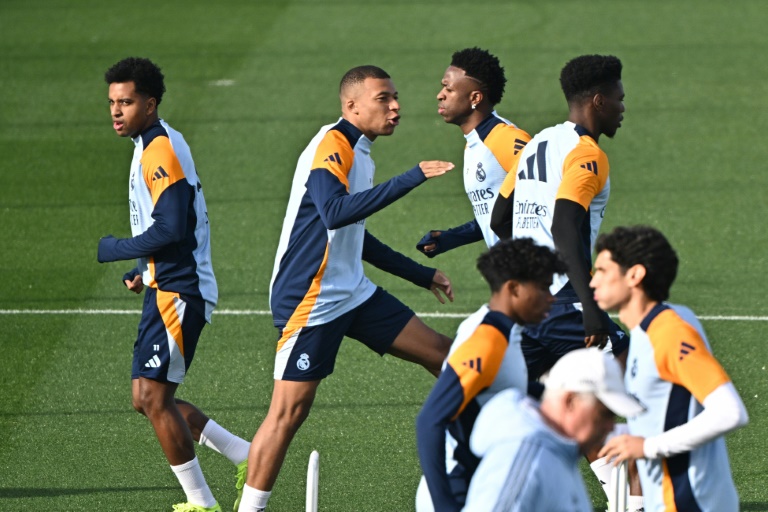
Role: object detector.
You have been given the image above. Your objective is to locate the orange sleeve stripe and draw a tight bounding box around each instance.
[310,130,355,191]
[155,289,184,356]
[141,136,186,205]
[446,323,508,418]
[647,309,731,403]
[556,137,609,209]
[276,244,331,352]
[498,168,516,199]
[484,124,531,173]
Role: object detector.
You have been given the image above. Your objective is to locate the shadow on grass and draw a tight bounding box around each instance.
[0,486,169,499]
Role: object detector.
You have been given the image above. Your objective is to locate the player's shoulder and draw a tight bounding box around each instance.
[643,303,707,351]
[306,119,362,172]
[139,121,185,174]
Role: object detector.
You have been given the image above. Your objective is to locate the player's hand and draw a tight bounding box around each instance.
[419,161,454,179]
[416,230,442,257]
[430,269,454,304]
[598,434,646,465]
[124,274,144,294]
[585,332,609,349]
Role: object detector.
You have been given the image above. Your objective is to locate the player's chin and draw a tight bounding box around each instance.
[380,124,397,136]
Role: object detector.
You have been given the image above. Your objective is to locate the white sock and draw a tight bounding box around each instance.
[628,495,644,512]
[199,419,250,465]
[170,456,217,508]
[590,455,614,499]
[238,484,271,512]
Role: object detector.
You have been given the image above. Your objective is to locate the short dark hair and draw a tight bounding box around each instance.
[339,65,390,94]
[595,226,678,302]
[451,47,506,106]
[105,57,166,105]
[560,55,622,104]
[477,237,567,292]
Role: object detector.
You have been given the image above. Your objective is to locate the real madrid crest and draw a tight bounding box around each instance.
[297,353,311,371]
[475,162,486,182]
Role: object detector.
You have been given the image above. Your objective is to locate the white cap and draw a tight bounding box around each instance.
[545,348,645,418]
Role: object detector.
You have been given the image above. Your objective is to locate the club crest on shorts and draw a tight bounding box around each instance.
[297,353,311,371]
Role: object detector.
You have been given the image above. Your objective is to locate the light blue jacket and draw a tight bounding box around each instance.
[464,389,592,512]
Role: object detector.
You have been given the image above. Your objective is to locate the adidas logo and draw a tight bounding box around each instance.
[462,357,482,373]
[145,355,161,368]
[152,166,170,181]
[323,152,342,165]
[679,341,696,360]
[513,138,527,155]
[580,161,598,175]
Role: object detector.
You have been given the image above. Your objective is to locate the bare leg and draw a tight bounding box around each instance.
[386,315,452,376]
[245,379,320,491]
[176,398,210,442]
[132,377,196,466]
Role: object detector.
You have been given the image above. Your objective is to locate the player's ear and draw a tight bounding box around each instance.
[345,98,358,115]
[593,92,604,112]
[470,90,483,108]
[627,264,646,286]
[505,279,520,297]
[145,96,157,116]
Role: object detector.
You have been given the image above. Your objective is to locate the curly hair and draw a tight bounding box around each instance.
[104,57,166,106]
[559,55,622,104]
[339,65,391,94]
[450,47,506,106]
[477,237,567,292]
[595,226,678,302]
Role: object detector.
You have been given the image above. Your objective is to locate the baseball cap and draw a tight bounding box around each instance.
[544,348,645,418]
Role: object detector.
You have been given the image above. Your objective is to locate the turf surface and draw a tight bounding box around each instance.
[1,1,767,510]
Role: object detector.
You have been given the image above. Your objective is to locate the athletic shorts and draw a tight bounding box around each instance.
[131,287,206,384]
[273,287,415,381]
[521,302,628,380]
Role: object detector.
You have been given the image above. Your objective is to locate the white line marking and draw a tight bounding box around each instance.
[0,309,767,321]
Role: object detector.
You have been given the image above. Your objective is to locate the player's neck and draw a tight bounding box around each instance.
[567,111,600,143]
[459,109,490,135]
[618,294,658,330]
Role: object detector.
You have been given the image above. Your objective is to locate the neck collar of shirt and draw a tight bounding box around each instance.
[132,119,165,147]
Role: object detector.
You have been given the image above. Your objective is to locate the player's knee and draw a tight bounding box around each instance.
[133,385,171,419]
[265,394,314,435]
[131,396,146,416]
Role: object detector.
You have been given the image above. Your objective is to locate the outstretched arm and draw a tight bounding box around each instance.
[416,220,484,258]
[306,161,453,230]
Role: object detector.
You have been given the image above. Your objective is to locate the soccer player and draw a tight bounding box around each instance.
[415,237,566,512]
[491,54,629,379]
[237,65,455,512]
[98,57,250,512]
[489,53,638,507]
[593,226,749,512]
[416,47,530,256]
[463,348,644,512]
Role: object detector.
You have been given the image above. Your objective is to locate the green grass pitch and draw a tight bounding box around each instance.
[1,0,767,510]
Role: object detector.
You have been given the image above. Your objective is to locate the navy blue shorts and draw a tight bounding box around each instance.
[131,287,206,383]
[274,287,415,381]
[522,302,628,380]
